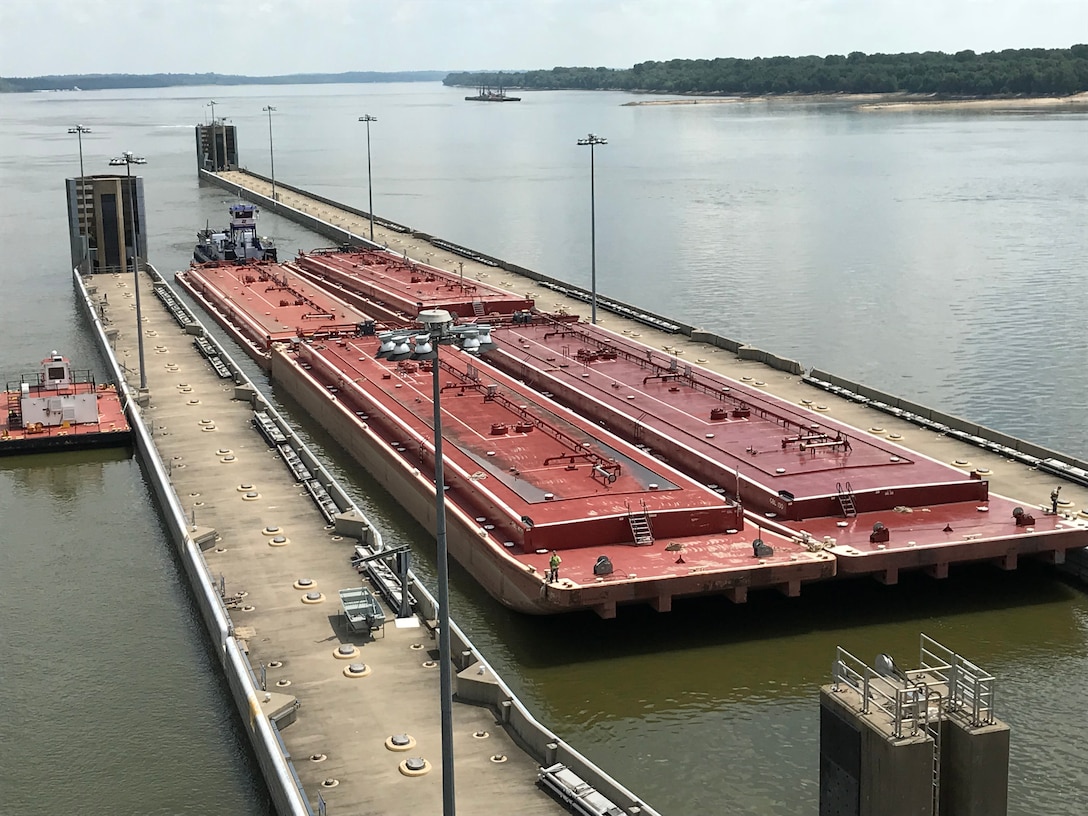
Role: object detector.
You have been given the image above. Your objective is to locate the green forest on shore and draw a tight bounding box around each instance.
[445,46,1088,96]
[5,47,1087,97]
[0,70,446,93]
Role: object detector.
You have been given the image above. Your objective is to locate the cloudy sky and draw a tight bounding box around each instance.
[1,0,1085,77]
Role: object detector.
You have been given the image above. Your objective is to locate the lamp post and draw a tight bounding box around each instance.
[68,125,91,272]
[263,105,277,201]
[449,260,465,291]
[376,313,495,816]
[577,133,607,325]
[109,151,148,391]
[207,100,219,172]
[358,114,378,243]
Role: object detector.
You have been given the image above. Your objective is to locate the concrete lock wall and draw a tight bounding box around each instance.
[808,368,1088,473]
[820,687,934,816]
[210,169,693,339]
[940,718,1010,816]
[820,684,1013,816]
[210,170,1080,480]
[75,269,313,816]
[737,344,805,375]
[820,692,862,816]
[203,170,389,249]
[257,339,663,811]
[858,722,932,816]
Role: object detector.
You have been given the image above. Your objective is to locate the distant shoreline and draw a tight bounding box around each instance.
[622,92,1088,110]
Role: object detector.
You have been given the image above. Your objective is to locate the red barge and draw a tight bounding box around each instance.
[175,248,1088,615]
[1,352,130,454]
[482,320,1084,583]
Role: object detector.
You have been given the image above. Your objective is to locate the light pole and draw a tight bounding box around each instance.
[109,151,148,391]
[358,114,378,243]
[376,313,495,816]
[577,133,607,325]
[449,260,465,291]
[263,105,277,201]
[69,125,91,272]
[207,100,218,172]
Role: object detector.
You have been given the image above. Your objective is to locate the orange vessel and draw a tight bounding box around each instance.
[1,352,130,454]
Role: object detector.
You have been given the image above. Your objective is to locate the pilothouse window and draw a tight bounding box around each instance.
[47,366,66,380]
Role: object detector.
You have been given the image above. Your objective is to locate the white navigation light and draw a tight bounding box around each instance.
[476,325,493,349]
[413,334,433,356]
[417,308,452,335]
[459,329,481,353]
[378,332,397,355]
[392,335,412,357]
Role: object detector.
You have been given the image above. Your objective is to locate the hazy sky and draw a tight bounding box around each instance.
[1,0,1085,77]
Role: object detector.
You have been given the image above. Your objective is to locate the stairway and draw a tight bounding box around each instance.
[472,300,485,317]
[836,481,857,518]
[7,389,22,429]
[628,513,654,546]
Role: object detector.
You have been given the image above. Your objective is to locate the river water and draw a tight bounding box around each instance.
[1,83,1086,815]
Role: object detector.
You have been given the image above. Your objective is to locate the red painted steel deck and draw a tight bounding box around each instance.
[177,261,370,352]
[0,383,130,453]
[775,497,1078,578]
[293,248,533,320]
[175,252,1086,610]
[490,320,984,515]
[484,319,1087,573]
[286,337,831,608]
[305,338,739,542]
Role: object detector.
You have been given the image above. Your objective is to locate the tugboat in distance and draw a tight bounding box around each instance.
[194,202,278,264]
[465,84,521,102]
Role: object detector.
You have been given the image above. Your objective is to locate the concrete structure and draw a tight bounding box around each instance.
[66,174,147,274]
[196,122,238,172]
[73,261,661,815]
[820,636,1009,816]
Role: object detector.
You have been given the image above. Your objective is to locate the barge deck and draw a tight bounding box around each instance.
[486,319,1088,581]
[179,256,836,615]
[198,168,1088,606]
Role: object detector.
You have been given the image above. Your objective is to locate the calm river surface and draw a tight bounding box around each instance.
[1,82,1086,815]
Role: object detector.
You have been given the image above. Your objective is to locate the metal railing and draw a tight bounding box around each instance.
[832,635,997,735]
[832,647,933,739]
[919,634,996,726]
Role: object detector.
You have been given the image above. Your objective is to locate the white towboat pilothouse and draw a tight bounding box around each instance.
[194,203,277,264]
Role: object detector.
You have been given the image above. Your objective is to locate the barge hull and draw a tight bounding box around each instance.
[271,345,834,616]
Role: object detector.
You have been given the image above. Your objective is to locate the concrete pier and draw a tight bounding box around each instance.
[820,638,1009,816]
[83,265,642,815]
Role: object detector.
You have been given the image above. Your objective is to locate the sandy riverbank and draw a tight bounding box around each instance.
[859,91,1088,110]
[623,92,1088,110]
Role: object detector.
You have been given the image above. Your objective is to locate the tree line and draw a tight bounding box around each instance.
[444,46,1088,96]
[0,71,447,93]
